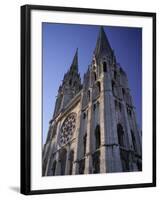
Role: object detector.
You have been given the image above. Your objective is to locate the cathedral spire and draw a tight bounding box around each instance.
[54,48,81,112]
[62,48,80,83]
[94,26,112,59]
[70,48,78,71]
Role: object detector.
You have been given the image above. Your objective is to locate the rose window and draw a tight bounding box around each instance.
[59,113,77,145]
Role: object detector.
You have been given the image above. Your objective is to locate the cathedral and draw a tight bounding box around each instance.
[42,26,142,176]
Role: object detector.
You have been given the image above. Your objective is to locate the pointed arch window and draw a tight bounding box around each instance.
[119,102,122,112]
[95,124,101,149]
[115,100,118,110]
[92,151,100,173]
[114,70,117,80]
[112,80,116,95]
[59,148,67,175]
[93,103,96,111]
[52,160,57,176]
[83,112,86,119]
[117,123,124,147]
[69,150,74,175]
[103,62,107,72]
[127,108,132,117]
[69,79,72,86]
[83,133,87,156]
[120,149,130,172]
[79,159,85,174]
[87,90,90,101]
[73,81,76,87]
[122,88,125,98]
[131,130,136,152]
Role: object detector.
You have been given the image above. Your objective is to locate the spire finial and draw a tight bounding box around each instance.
[70,48,78,71]
[94,26,112,59]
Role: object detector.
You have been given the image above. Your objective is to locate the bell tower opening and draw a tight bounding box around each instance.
[103,61,107,72]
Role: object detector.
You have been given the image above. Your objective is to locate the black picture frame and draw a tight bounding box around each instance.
[21,4,156,195]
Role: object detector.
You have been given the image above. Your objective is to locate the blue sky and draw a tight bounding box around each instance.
[42,23,142,144]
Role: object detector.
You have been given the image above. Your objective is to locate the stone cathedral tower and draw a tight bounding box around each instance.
[42,27,142,176]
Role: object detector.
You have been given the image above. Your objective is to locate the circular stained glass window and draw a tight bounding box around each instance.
[59,113,77,146]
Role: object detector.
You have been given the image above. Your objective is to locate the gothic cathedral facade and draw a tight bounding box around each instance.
[42,27,142,176]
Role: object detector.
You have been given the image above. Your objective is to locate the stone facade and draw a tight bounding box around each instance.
[42,27,142,176]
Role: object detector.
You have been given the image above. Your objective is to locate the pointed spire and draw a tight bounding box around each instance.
[70,48,78,71]
[57,48,81,110]
[94,26,112,59]
[62,48,81,88]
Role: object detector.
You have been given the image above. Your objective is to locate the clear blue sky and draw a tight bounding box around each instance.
[42,23,142,144]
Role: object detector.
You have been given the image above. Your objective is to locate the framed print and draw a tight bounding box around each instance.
[21,4,156,195]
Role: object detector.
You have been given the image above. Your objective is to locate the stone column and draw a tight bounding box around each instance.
[55,152,61,175]
[84,102,93,174]
[99,82,107,173]
[72,113,82,174]
[44,129,57,175]
[72,101,83,175]
[54,121,62,175]
[65,145,71,175]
